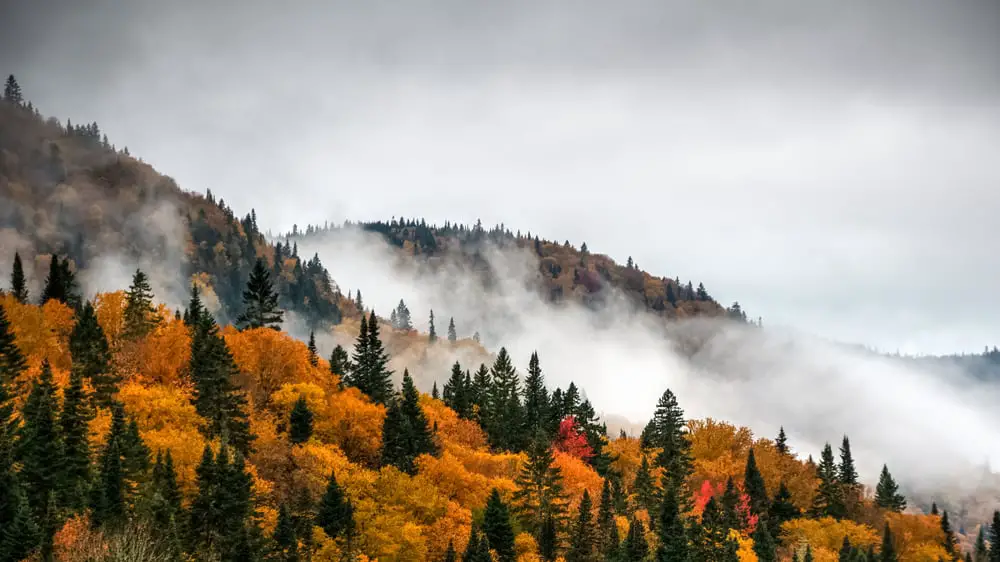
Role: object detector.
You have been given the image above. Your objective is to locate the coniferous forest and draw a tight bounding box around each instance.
[1,77,999,562]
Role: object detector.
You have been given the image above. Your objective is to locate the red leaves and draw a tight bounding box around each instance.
[555,416,593,461]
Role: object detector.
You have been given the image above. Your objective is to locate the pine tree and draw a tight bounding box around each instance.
[307,331,318,367]
[0,301,27,419]
[237,258,284,330]
[59,368,91,511]
[633,455,658,517]
[744,448,769,518]
[721,476,747,532]
[776,427,788,454]
[70,300,116,406]
[463,525,492,562]
[941,511,958,559]
[393,299,412,330]
[40,254,69,305]
[328,344,351,377]
[523,351,550,438]
[874,465,906,512]
[443,361,471,418]
[811,443,845,519]
[448,317,457,342]
[3,74,23,104]
[272,504,299,562]
[974,524,987,562]
[597,478,619,558]
[648,389,693,495]
[381,370,438,474]
[485,348,526,451]
[17,360,64,520]
[513,432,568,537]
[483,488,516,562]
[753,520,777,562]
[803,545,814,562]
[567,489,599,562]
[989,510,1000,562]
[348,312,393,404]
[428,310,437,343]
[538,515,559,562]
[147,449,183,529]
[316,471,355,541]
[9,252,28,304]
[122,268,159,340]
[656,483,688,562]
[838,436,858,485]
[289,396,314,445]
[185,284,207,327]
[621,519,649,562]
[881,523,898,562]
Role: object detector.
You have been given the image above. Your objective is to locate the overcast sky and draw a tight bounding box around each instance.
[2,0,999,354]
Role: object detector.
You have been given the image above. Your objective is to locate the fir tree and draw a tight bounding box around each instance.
[974,524,987,562]
[523,351,550,438]
[753,520,777,562]
[811,443,845,519]
[648,389,693,495]
[428,310,437,343]
[328,344,351,378]
[237,258,284,330]
[804,545,814,562]
[90,431,126,529]
[875,465,906,512]
[59,368,91,511]
[432,381,439,400]
[769,481,801,537]
[941,511,958,558]
[721,476,748,532]
[443,361,471,418]
[272,504,299,562]
[289,396,314,445]
[633,455,658,517]
[307,331,318,367]
[598,478,619,558]
[881,523,898,562]
[567,489,599,562]
[513,432,568,537]
[989,510,1000,562]
[9,252,27,304]
[393,299,412,330]
[70,301,115,406]
[463,525,492,562]
[3,74,22,104]
[40,254,68,305]
[656,483,689,562]
[485,348,526,451]
[838,536,853,562]
[17,360,64,520]
[744,448,769,518]
[0,486,39,562]
[776,427,788,455]
[538,515,559,562]
[448,317,457,342]
[122,269,159,340]
[147,450,183,530]
[316,471,355,542]
[0,302,27,423]
[470,363,491,422]
[621,519,649,562]
[483,488,516,562]
[380,370,438,474]
[348,312,394,404]
[185,284,207,327]
[838,436,858,485]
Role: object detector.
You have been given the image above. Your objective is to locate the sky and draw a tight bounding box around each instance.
[2,0,1000,354]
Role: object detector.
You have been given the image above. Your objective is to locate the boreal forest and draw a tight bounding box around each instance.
[1,75,999,562]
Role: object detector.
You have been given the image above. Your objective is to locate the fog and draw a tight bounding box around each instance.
[298,227,1000,502]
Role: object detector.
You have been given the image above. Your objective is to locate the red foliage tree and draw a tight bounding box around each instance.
[555,416,593,461]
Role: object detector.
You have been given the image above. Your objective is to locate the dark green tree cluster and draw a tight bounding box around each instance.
[345,312,393,405]
[39,254,80,310]
[381,370,439,474]
[390,299,412,330]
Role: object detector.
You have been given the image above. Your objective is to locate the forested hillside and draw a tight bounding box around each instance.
[1,74,998,562]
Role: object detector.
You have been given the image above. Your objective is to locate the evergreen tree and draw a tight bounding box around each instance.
[633,455,658,517]
[90,431,126,529]
[769,480,801,538]
[428,310,437,343]
[989,510,1000,562]
[0,310,36,560]
[523,351,550,437]
[621,519,649,562]
[753,520,777,562]
[838,436,858,486]
[485,348,526,451]
[185,284,207,328]
[70,300,116,406]
[875,465,907,512]
[307,332,318,367]
[237,258,284,330]
[744,448,769,518]
[941,511,958,559]
[122,269,159,340]
[272,504,299,562]
[838,536,853,562]
[289,396,314,445]
[483,488,516,562]
[17,360,64,520]
[567,489,599,562]
[720,476,748,532]
[316,471,355,542]
[656,483,689,562]
[463,525,492,562]
[59,368,92,511]
[470,364,491,422]
[443,540,457,562]
[0,302,26,424]
[776,427,788,455]
[348,312,394,404]
[3,74,22,104]
[9,252,27,304]
[648,389,693,495]
[881,523,898,562]
[538,515,559,562]
[974,524,987,562]
[146,449,183,531]
[380,370,439,474]
[432,381,439,400]
[448,317,457,342]
[598,478,619,559]
[0,486,39,562]
[804,545,814,562]
[513,432,568,537]
[40,254,72,306]
[443,361,471,418]
[393,299,412,330]
[189,312,255,455]
[328,344,351,378]
[811,443,845,519]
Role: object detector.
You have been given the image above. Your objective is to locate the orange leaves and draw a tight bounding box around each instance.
[781,516,879,558]
[136,315,191,385]
[606,436,644,488]
[553,450,602,508]
[225,326,331,407]
[883,512,951,562]
[415,451,514,508]
[1,293,75,371]
[322,387,386,466]
[420,394,488,450]
[94,290,126,344]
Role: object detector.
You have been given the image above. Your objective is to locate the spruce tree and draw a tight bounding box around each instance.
[315,471,355,541]
[272,504,299,562]
[185,284,207,327]
[289,396,314,445]
[633,455,658,517]
[443,361,471,418]
[744,448,769,518]
[567,489,598,562]
[428,310,437,342]
[237,258,283,330]
[483,488,516,562]
[69,301,115,406]
[881,523,898,562]
[776,427,788,454]
[621,519,649,562]
[448,317,457,342]
[3,74,22,104]
[0,302,27,423]
[838,436,858,485]
[655,483,688,562]
[648,389,693,495]
[838,536,853,562]
[147,449,183,529]
[811,443,845,519]
[9,252,28,304]
[17,360,64,520]
[941,511,958,558]
[523,351,550,438]
[513,432,568,537]
[597,478,619,559]
[989,510,1000,562]
[874,465,906,512]
[90,432,126,529]
[381,370,438,474]
[40,254,65,305]
[753,520,777,562]
[485,348,526,451]
[59,368,92,512]
[974,525,987,562]
[0,486,39,562]
[538,515,559,562]
[432,381,439,400]
[721,476,747,532]
[470,364,491,423]
[328,344,350,378]
[307,331,318,367]
[769,480,800,532]
[348,312,393,404]
[122,268,159,340]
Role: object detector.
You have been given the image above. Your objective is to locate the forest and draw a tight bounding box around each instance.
[2,75,1000,562]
